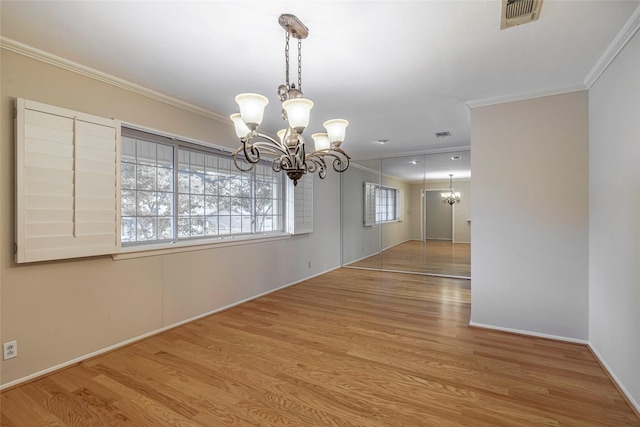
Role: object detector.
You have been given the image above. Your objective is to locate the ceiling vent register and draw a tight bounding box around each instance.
[501,0,543,30]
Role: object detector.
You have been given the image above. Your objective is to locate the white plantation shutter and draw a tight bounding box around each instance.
[15,99,120,263]
[364,181,377,226]
[286,173,313,234]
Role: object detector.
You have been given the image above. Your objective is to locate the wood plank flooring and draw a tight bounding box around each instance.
[346,240,471,277]
[2,269,638,426]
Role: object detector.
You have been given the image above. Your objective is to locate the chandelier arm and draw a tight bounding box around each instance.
[306,148,351,173]
[248,132,290,157]
[232,146,257,172]
[302,153,327,179]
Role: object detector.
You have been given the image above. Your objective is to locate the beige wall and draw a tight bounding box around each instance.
[0,49,342,386]
[470,91,589,340]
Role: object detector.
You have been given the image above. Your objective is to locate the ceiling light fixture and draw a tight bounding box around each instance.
[441,174,461,205]
[230,14,350,185]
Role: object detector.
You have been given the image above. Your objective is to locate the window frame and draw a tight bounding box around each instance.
[364,181,402,227]
[118,124,289,254]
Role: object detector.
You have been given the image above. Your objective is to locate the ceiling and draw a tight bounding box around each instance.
[1,1,638,180]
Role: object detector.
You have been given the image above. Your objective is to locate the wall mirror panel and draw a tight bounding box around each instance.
[341,150,471,278]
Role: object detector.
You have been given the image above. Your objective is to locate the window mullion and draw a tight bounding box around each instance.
[173,146,179,242]
[251,169,256,233]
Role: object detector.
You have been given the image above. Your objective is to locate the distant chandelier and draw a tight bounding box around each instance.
[230,14,350,185]
[441,174,461,205]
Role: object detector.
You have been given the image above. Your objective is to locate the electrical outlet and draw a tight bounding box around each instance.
[307,261,311,268]
[3,341,17,360]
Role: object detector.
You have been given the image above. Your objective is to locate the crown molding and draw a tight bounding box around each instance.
[584,4,640,89]
[465,84,587,109]
[0,37,229,124]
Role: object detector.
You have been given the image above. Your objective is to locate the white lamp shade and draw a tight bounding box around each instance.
[323,119,349,145]
[282,98,313,132]
[230,113,251,139]
[235,93,269,129]
[311,133,331,151]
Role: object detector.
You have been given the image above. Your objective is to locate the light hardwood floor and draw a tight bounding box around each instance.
[2,269,638,426]
[346,240,471,277]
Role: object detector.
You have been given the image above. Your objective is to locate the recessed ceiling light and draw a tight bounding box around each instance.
[451,155,462,160]
[435,131,451,138]
[373,139,389,145]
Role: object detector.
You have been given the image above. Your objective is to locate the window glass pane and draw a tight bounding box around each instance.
[219,216,231,234]
[178,217,190,238]
[121,190,136,216]
[121,217,136,243]
[191,216,205,236]
[190,173,205,194]
[136,165,157,191]
[120,136,175,244]
[157,192,173,216]
[136,140,156,166]
[136,217,156,241]
[121,162,136,189]
[205,216,218,235]
[157,144,173,167]
[158,217,173,240]
[178,171,190,193]
[190,195,205,216]
[157,167,173,192]
[136,191,156,216]
[122,137,136,162]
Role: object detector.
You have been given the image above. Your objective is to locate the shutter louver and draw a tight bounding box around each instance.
[286,173,313,234]
[15,99,120,263]
[364,182,377,227]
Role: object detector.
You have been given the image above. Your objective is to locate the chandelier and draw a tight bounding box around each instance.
[230,14,350,185]
[441,174,461,205]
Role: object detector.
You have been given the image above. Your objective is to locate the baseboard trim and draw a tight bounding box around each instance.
[0,266,339,391]
[587,344,640,418]
[468,321,589,345]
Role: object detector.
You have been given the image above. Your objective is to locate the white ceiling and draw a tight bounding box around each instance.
[1,1,638,180]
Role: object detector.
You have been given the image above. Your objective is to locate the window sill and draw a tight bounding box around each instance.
[112,232,291,260]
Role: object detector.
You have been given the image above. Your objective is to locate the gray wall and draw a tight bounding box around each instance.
[425,191,452,240]
[588,29,640,411]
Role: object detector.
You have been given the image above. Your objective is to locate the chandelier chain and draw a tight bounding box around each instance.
[285,30,290,90]
[298,38,302,92]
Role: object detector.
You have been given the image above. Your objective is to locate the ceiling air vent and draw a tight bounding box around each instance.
[501,0,543,30]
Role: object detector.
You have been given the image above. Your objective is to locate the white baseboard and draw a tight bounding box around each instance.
[468,321,589,344]
[588,344,640,416]
[0,266,340,391]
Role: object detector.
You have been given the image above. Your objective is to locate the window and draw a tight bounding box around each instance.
[15,99,304,262]
[121,128,283,245]
[364,182,402,226]
[376,186,397,223]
